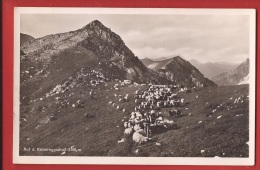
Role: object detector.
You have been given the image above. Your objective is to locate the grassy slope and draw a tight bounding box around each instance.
[20,83,249,157]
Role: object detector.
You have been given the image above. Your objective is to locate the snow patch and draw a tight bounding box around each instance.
[148,63,159,69]
[238,74,249,85]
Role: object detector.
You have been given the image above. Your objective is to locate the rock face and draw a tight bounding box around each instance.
[212,58,249,86]
[20,33,35,45]
[20,20,171,102]
[141,56,217,88]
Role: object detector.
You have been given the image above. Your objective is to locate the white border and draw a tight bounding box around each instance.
[13,7,256,165]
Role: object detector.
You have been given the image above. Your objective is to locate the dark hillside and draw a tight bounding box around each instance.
[20,82,249,157]
[20,33,35,45]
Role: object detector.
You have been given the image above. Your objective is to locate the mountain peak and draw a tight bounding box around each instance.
[243,58,249,65]
[171,56,185,61]
[90,20,103,26]
[81,20,106,30]
[170,56,187,64]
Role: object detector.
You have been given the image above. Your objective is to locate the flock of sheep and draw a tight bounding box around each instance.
[106,82,188,144]
[65,69,192,145]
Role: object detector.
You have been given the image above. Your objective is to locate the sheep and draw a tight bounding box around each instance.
[163,120,175,129]
[169,109,181,117]
[122,108,126,112]
[173,100,181,106]
[108,101,112,104]
[124,127,133,138]
[131,112,136,117]
[134,124,141,131]
[136,112,143,119]
[116,105,120,110]
[135,99,138,103]
[119,98,123,102]
[124,94,129,101]
[112,103,116,107]
[136,129,146,136]
[132,131,149,144]
[157,101,163,108]
[114,94,117,97]
[124,122,129,128]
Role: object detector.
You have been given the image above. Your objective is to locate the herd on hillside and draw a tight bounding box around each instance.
[87,70,195,145]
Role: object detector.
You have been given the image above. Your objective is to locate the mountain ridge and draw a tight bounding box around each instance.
[141,56,217,87]
[212,58,249,86]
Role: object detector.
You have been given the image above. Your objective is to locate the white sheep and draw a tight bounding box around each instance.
[124,94,129,101]
[134,124,141,131]
[132,131,149,144]
[136,112,143,119]
[157,101,162,108]
[124,127,133,137]
[117,105,120,110]
[124,122,129,128]
[122,108,126,112]
[164,120,175,128]
[108,101,112,104]
[136,129,146,136]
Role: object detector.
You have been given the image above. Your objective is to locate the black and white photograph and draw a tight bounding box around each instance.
[13,8,256,165]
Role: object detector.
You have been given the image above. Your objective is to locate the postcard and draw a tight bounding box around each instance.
[13,7,256,165]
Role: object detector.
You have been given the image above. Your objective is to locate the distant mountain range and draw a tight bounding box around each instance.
[212,58,249,86]
[188,59,238,79]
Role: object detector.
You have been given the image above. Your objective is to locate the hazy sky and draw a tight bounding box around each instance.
[21,14,250,64]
